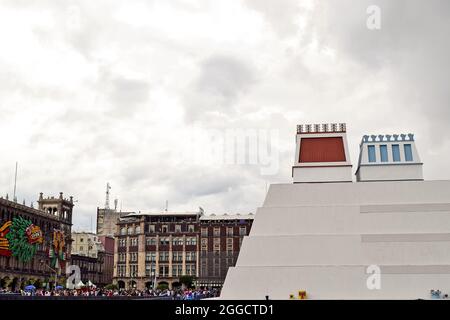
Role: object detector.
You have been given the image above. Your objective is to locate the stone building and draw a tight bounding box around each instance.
[198,214,254,288]
[72,232,104,258]
[98,235,114,285]
[112,209,254,290]
[0,192,73,291]
[113,211,201,290]
[70,232,115,286]
[96,207,133,237]
[70,253,104,286]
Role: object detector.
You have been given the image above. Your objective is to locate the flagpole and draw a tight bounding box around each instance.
[13,162,18,201]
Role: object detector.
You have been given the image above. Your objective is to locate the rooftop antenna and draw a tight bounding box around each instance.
[114,198,118,212]
[165,200,168,212]
[105,182,111,209]
[13,162,18,202]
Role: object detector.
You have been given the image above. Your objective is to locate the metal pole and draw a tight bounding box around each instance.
[13,162,18,201]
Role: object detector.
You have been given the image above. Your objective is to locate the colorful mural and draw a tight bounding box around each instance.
[49,229,66,270]
[0,221,12,257]
[0,217,43,262]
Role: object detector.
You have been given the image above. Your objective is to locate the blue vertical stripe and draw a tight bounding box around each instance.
[392,144,400,162]
[380,145,388,162]
[368,145,376,162]
[404,144,413,161]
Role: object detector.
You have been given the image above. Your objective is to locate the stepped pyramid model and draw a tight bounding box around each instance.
[221,123,450,299]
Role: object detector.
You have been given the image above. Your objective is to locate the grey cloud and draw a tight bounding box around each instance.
[315,0,450,145]
[108,76,150,113]
[184,54,257,121]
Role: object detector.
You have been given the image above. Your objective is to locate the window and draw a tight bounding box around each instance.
[186,251,196,261]
[172,251,183,262]
[159,237,169,246]
[120,228,126,235]
[226,227,233,236]
[135,226,141,234]
[188,224,195,233]
[226,238,233,251]
[239,227,246,236]
[201,228,208,237]
[380,145,388,162]
[129,252,138,262]
[118,265,126,277]
[213,238,221,251]
[368,145,376,162]
[145,264,156,277]
[162,225,168,233]
[404,144,413,161]
[172,264,183,276]
[175,225,181,233]
[129,264,138,277]
[80,238,84,243]
[159,251,169,262]
[148,225,155,233]
[186,237,197,246]
[146,237,156,246]
[146,252,156,262]
[213,228,220,237]
[119,238,127,247]
[201,239,208,251]
[159,265,169,277]
[79,246,83,251]
[130,237,138,247]
[392,144,400,162]
[172,237,183,246]
[128,227,134,235]
[186,264,196,276]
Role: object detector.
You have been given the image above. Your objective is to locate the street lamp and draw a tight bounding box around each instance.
[40,259,58,290]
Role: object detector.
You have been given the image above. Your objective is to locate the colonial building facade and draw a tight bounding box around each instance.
[113,210,253,290]
[0,192,73,291]
[114,211,201,290]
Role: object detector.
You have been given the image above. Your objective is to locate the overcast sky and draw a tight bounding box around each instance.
[0,0,449,232]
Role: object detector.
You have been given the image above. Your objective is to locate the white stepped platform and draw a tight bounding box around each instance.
[220,180,450,299]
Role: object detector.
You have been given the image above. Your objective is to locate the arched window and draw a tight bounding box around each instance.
[128,227,134,235]
[135,226,141,234]
[120,228,126,235]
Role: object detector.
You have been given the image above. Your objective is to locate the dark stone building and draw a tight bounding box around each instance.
[0,192,73,291]
[198,214,254,288]
[70,253,104,286]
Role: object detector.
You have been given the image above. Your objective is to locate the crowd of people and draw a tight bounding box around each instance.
[1,287,220,300]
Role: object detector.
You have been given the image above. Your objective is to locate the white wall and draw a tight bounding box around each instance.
[221,180,450,299]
